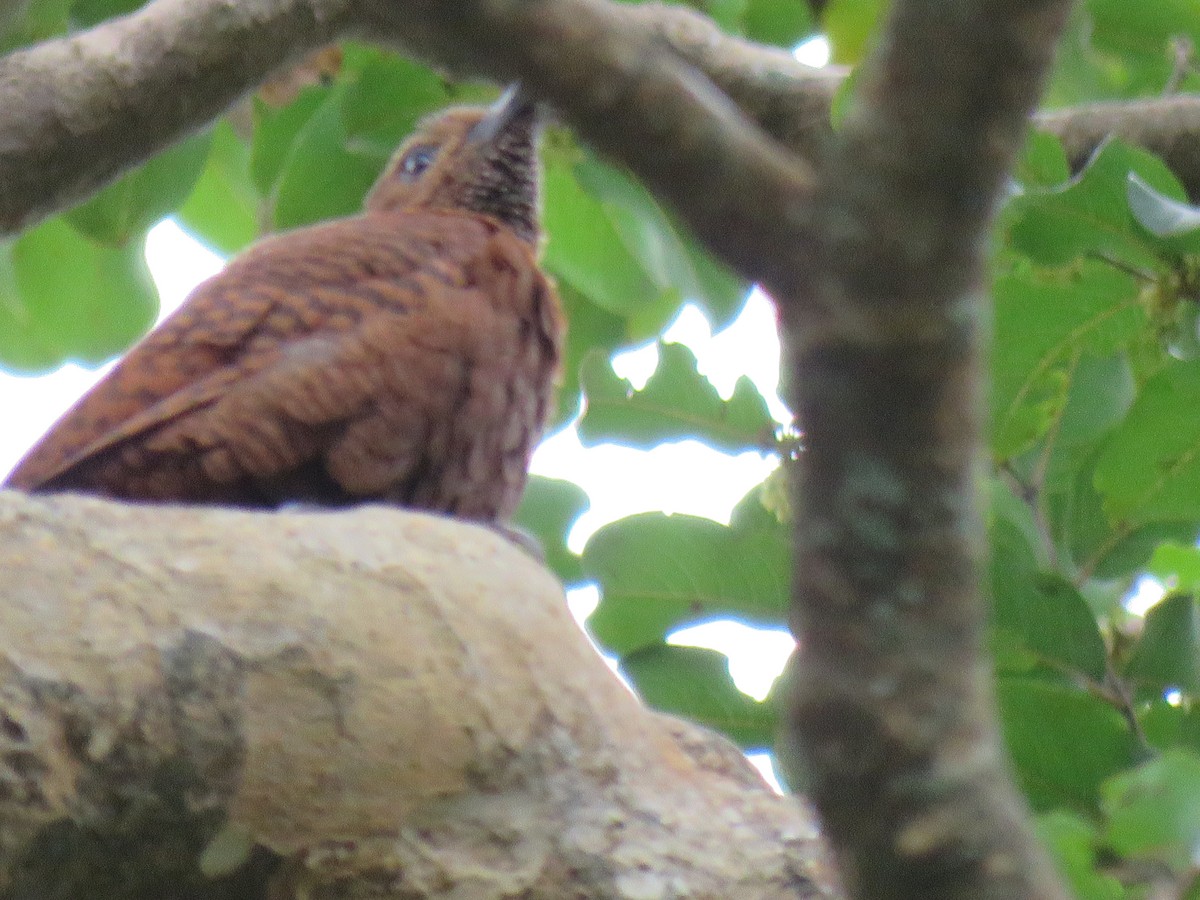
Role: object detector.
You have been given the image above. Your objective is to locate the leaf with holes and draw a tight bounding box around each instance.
[579,343,775,453]
[584,512,788,655]
[621,644,776,749]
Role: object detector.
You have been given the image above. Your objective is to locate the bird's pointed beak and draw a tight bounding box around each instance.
[468,83,539,147]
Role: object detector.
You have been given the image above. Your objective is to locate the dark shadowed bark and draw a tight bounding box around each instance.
[781,1,1074,898]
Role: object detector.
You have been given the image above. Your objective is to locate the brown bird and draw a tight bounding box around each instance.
[4,87,563,523]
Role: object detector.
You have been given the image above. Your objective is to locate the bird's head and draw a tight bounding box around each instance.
[364,85,543,243]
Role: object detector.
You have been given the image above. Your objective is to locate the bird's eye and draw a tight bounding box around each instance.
[398,145,437,180]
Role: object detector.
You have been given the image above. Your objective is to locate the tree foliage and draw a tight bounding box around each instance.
[3,0,1200,895]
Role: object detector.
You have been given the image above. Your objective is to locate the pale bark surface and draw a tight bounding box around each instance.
[0,491,838,899]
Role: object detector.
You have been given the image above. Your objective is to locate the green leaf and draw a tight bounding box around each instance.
[584,512,788,655]
[66,131,213,247]
[742,0,815,47]
[251,88,329,198]
[730,476,790,534]
[1139,699,1200,755]
[1049,451,1195,579]
[1036,811,1125,900]
[1125,593,1200,695]
[1147,543,1200,591]
[1041,8,1125,107]
[542,157,658,318]
[620,644,776,749]
[176,120,259,255]
[1088,0,1200,95]
[679,237,749,333]
[990,262,1144,460]
[271,86,381,230]
[512,476,589,587]
[0,218,156,372]
[1,0,69,50]
[69,0,145,27]
[544,156,749,329]
[1005,139,1186,270]
[989,475,1045,567]
[552,283,630,428]
[1016,130,1071,190]
[690,0,748,32]
[1095,360,1200,525]
[579,343,775,453]
[998,676,1138,812]
[1054,354,1136,450]
[1089,0,1200,49]
[1102,749,1200,870]
[339,49,451,156]
[990,518,1108,681]
[1024,354,1137,523]
[828,64,861,131]
[823,0,888,64]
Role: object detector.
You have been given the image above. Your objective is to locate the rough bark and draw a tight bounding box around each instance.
[0,491,838,899]
[0,0,356,234]
[779,0,1074,898]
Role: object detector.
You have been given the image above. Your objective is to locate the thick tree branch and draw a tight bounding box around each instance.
[0,0,819,293]
[3,0,1198,285]
[0,0,355,234]
[0,491,839,900]
[617,3,844,162]
[779,0,1075,898]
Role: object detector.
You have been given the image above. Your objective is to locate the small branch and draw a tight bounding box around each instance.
[0,491,839,900]
[1039,95,1200,200]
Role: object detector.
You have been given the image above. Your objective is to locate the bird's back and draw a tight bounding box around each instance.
[5,209,563,520]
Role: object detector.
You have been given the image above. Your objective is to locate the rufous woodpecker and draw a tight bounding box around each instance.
[5,86,563,524]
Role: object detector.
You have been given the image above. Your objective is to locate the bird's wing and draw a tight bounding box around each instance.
[4,212,510,496]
